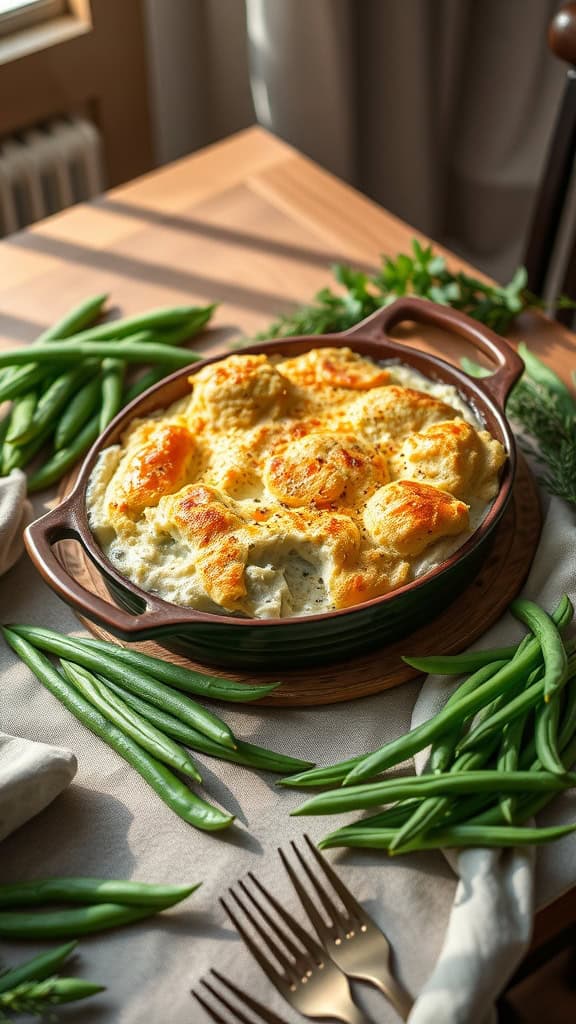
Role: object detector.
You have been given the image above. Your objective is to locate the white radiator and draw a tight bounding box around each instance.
[0,115,105,237]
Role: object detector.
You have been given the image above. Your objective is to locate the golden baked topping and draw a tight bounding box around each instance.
[348,385,460,443]
[279,347,391,391]
[390,419,506,500]
[189,353,291,429]
[263,433,388,508]
[87,348,506,619]
[364,480,470,555]
[106,421,197,519]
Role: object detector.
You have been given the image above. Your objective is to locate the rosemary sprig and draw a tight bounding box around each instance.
[463,347,576,507]
[253,240,571,342]
[508,379,576,505]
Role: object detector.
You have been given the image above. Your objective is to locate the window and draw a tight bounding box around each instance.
[0,0,67,38]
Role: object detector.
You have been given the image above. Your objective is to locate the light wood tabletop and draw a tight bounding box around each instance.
[0,125,574,387]
[0,124,574,979]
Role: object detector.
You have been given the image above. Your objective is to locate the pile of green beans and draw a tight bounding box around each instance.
[0,942,103,1018]
[0,877,199,940]
[283,596,576,854]
[2,625,314,835]
[0,295,216,491]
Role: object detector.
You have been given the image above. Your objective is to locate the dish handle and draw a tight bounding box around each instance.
[343,296,524,407]
[24,503,194,639]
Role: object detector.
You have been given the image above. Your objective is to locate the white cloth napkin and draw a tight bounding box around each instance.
[0,732,77,842]
[408,493,576,1024]
[0,470,32,575]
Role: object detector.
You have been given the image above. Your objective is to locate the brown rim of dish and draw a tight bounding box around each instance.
[24,297,525,633]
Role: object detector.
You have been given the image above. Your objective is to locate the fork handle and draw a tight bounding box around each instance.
[361,973,414,1021]
[335,1001,374,1024]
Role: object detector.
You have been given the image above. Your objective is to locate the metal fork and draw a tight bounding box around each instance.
[279,836,413,1021]
[192,968,290,1023]
[221,874,371,1024]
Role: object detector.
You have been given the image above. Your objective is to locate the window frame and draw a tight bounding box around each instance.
[0,0,67,40]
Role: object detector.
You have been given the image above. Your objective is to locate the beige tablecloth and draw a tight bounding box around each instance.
[1,484,575,1024]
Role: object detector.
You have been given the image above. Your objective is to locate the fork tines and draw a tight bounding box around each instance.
[279,833,368,942]
[192,968,289,1024]
[221,874,327,993]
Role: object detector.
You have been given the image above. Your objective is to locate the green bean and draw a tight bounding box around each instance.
[0,901,185,939]
[278,754,366,790]
[281,600,573,792]
[27,414,100,492]
[45,304,214,345]
[0,338,202,369]
[153,305,216,344]
[121,309,217,403]
[0,941,77,994]
[0,410,11,447]
[318,822,576,853]
[0,295,107,400]
[2,393,40,470]
[54,376,102,450]
[99,357,125,430]
[4,390,37,443]
[535,695,564,774]
[471,737,576,830]
[403,647,518,675]
[2,629,234,832]
[60,661,202,782]
[429,660,509,773]
[511,597,570,700]
[0,878,199,910]
[105,680,313,775]
[14,626,279,703]
[395,678,525,851]
[389,746,498,853]
[9,364,96,446]
[558,676,576,750]
[293,770,574,817]
[345,597,573,786]
[0,364,52,403]
[124,366,169,404]
[9,626,237,748]
[36,294,108,344]
[497,714,528,823]
[2,420,54,474]
[459,652,576,756]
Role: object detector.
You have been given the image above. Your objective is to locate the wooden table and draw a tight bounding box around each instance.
[0,125,574,387]
[0,124,574,992]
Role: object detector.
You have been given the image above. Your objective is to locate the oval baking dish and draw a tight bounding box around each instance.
[25,297,524,669]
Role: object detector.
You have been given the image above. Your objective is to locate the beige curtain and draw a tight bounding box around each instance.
[144,0,566,282]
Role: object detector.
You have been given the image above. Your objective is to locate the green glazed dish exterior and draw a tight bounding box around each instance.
[24,298,524,670]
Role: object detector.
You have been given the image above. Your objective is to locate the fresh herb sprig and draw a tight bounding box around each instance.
[508,379,576,505]
[0,976,104,1020]
[0,943,103,1020]
[254,239,568,342]
[463,345,576,507]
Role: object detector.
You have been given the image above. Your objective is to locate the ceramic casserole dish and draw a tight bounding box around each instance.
[25,297,524,669]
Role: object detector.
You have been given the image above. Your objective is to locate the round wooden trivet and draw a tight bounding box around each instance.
[57,456,541,706]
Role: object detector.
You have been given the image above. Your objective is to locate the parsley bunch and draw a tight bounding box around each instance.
[255,239,557,341]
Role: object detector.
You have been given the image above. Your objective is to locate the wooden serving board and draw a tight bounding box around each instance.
[57,454,541,706]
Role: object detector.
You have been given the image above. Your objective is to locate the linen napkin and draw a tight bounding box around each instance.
[0,732,77,842]
[407,492,576,1024]
[0,470,32,575]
